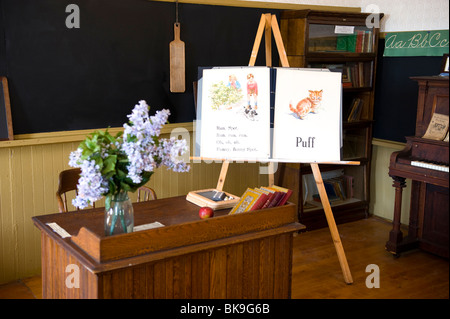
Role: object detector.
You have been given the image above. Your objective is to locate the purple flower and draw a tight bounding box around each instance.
[69,100,190,209]
[122,101,189,183]
[71,159,108,209]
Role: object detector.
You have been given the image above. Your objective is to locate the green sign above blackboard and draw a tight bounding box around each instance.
[384,30,449,57]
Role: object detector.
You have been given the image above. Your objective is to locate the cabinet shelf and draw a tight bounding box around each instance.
[343,87,372,93]
[303,198,366,213]
[343,119,373,128]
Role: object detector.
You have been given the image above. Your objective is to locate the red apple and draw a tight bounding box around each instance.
[199,206,214,219]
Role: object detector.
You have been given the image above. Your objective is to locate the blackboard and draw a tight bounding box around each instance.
[0,0,278,134]
[0,76,13,140]
[373,38,444,142]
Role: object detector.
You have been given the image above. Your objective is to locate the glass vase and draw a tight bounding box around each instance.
[104,191,134,236]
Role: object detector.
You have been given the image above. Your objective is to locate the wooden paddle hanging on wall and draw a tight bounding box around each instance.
[169,0,185,93]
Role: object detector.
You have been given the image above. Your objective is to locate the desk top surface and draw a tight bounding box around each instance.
[33,196,228,237]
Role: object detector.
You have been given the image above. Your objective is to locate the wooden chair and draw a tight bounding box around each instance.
[56,168,157,212]
[56,168,88,213]
[137,186,157,202]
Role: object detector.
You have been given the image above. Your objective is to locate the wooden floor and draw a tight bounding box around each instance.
[0,217,448,299]
[292,217,449,299]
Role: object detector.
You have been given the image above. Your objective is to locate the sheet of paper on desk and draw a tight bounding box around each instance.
[46,222,71,238]
[133,222,165,232]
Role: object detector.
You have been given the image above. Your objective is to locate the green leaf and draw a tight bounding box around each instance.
[81,147,94,159]
[102,155,117,174]
[108,180,116,194]
[106,133,116,144]
[85,138,97,151]
[120,182,132,192]
[117,169,127,179]
[79,140,87,150]
[102,162,115,175]
[126,135,137,143]
[90,154,102,168]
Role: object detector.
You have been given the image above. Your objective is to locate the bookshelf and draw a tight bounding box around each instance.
[278,10,383,230]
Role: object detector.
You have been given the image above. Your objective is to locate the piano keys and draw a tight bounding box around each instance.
[411,160,449,173]
[390,136,449,188]
[386,76,449,258]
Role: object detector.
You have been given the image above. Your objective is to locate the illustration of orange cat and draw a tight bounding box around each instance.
[289,90,323,119]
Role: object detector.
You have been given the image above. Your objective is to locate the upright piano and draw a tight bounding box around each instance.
[386,76,449,258]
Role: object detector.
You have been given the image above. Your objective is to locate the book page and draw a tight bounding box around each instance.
[272,68,342,162]
[198,67,271,160]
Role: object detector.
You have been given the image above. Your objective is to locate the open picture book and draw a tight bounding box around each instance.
[195,66,343,163]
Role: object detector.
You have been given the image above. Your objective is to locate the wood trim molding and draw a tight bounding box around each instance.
[150,0,361,13]
[0,122,194,148]
[372,138,406,150]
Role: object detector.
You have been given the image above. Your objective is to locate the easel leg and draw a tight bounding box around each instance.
[310,163,353,284]
[268,162,275,186]
[249,14,267,67]
[246,14,352,284]
[216,161,230,191]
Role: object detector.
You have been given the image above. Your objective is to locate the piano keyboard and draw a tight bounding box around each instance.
[411,160,449,173]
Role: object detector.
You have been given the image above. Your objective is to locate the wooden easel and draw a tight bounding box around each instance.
[215,13,354,284]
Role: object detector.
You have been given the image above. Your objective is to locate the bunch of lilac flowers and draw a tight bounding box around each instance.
[122,100,190,184]
[70,158,109,208]
[69,100,190,209]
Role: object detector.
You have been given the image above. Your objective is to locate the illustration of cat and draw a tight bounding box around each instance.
[289,90,323,119]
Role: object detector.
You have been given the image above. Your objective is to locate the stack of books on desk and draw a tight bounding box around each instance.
[229,185,293,215]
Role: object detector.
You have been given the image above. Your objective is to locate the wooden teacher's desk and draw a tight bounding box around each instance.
[32,196,304,299]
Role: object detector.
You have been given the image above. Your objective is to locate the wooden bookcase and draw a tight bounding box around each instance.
[277,10,384,230]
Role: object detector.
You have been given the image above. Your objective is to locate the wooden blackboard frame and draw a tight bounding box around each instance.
[0,76,14,141]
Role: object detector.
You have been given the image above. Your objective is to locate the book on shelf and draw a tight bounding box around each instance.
[229,185,293,215]
[356,30,365,53]
[347,62,373,88]
[309,62,373,89]
[342,66,352,88]
[336,30,373,53]
[312,190,339,203]
[342,175,354,198]
[303,169,354,206]
[336,34,357,52]
[312,176,348,203]
[196,66,343,163]
[310,36,337,52]
[347,97,364,122]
